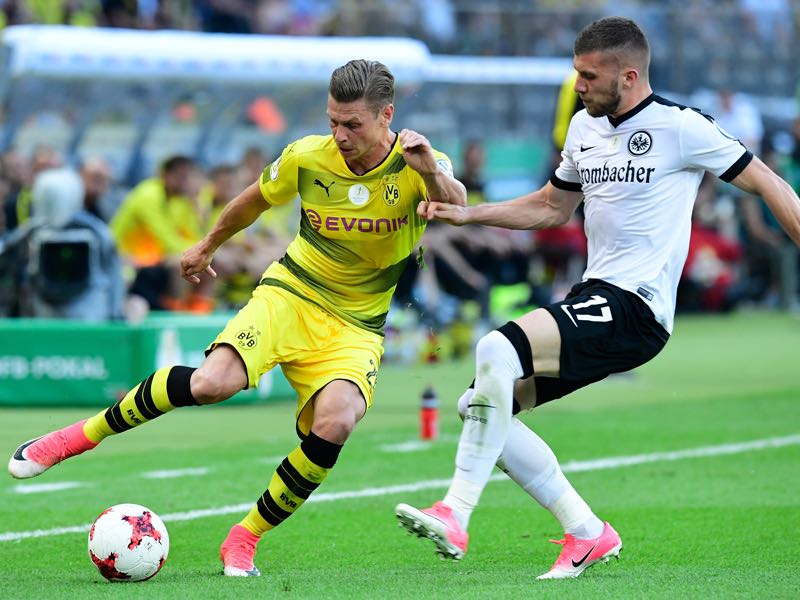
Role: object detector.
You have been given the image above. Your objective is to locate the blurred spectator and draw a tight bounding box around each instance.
[400,140,533,324]
[416,0,456,52]
[101,0,147,28]
[26,0,97,26]
[739,0,793,46]
[253,0,294,34]
[709,88,764,154]
[0,0,30,27]
[195,0,253,33]
[110,155,206,311]
[79,157,115,223]
[239,147,268,184]
[12,145,62,230]
[678,174,743,312]
[738,151,797,306]
[1,148,27,232]
[459,139,485,205]
[198,163,292,308]
[535,67,587,302]
[787,117,800,192]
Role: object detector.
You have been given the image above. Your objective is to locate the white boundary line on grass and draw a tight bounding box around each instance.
[141,467,211,480]
[11,481,87,495]
[1,433,798,543]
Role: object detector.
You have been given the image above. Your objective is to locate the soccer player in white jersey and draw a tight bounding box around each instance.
[396,16,800,579]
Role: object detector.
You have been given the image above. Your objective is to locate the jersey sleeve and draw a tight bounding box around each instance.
[680,110,753,182]
[551,116,583,192]
[258,141,300,206]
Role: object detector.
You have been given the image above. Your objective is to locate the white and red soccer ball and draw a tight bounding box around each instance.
[88,503,169,582]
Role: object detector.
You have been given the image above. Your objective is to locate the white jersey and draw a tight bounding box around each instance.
[553,94,752,333]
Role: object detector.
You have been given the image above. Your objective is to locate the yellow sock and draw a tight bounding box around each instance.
[240,432,342,536]
[83,366,198,443]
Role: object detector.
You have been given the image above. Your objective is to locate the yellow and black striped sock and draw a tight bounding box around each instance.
[82,366,198,443]
[240,432,343,536]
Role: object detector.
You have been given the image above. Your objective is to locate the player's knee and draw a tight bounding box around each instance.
[312,411,356,444]
[311,382,365,444]
[190,367,242,405]
[476,324,534,379]
[475,330,516,369]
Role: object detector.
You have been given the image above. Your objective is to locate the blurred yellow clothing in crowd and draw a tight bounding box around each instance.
[199,180,299,241]
[552,70,581,151]
[110,177,202,267]
[25,0,97,26]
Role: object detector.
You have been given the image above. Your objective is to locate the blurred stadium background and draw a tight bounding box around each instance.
[1,1,798,407]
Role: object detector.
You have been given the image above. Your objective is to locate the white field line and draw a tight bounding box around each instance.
[380,434,460,453]
[380,440,435,453]
[11,481,86,495]
[141,467,210,480]
[1,433,798,543]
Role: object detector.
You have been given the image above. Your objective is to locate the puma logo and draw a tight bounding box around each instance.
[314,179,334,197]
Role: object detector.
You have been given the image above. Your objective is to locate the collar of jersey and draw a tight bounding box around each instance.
[340,131,400,177]
[607,93,655,129]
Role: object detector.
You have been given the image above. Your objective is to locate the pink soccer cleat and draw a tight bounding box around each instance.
[8,419,98,479]
[395,501,469,560]
[537,521,622,579]
[220,524,261,577]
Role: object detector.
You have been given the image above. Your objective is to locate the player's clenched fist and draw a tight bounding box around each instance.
[399,129,437,175]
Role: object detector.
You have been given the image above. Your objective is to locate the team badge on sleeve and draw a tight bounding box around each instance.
[628,131,652,156]
[436,158,453,176]
[236,326,261,350]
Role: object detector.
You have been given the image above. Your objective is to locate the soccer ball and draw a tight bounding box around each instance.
[87,503,169,582]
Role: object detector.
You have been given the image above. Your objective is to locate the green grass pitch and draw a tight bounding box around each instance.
[1,311,798,599]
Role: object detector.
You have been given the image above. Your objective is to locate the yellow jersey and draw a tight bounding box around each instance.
[258,134,451,335]
[110,178,202,266]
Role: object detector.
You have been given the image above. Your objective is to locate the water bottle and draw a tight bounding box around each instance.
[420,386,439,440]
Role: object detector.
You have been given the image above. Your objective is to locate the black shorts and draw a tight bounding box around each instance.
[533,279,670,406]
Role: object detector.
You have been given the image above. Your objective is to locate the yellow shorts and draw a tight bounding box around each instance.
[207,284,383,438]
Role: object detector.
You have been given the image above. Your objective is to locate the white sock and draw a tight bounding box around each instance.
[497,418,604,539]
[443,331,522,529]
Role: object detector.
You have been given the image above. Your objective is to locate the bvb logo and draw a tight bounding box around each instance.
[365,359,378,388]
[383,183,400,206]
[236,326,260,350]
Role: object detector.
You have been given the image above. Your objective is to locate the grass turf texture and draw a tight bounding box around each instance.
[0,311,798,599]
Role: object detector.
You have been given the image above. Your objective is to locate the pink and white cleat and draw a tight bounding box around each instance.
[220,524,261,577]
[8,419,98,479]
[537,522,622,579]
[395,501,468,560]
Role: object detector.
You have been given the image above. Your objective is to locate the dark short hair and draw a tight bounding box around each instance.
[328,59,395,114]
[210,164,237,178]
[161,155,195,174]
[574,17,650,67]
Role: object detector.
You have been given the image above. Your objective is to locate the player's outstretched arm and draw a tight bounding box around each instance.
[417,181,583,231]
[181,181,269,284]
[731,156,800,247]
[399,128,466,207]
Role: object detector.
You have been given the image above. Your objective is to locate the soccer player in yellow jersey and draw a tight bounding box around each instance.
[8,59,467,577]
